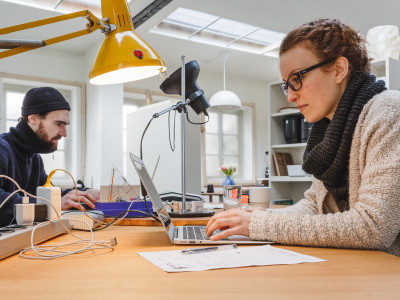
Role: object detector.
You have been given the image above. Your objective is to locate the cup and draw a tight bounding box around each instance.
[223,185,242,211]
[249,187,271,207]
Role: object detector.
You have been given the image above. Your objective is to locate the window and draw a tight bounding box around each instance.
[205,111,241,178]
[0,77,83,185]
[203,104,255,185]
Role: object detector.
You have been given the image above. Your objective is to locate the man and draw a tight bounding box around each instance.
[0,87,98,227]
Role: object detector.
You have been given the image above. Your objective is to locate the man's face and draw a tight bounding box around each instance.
[31,110,70,152]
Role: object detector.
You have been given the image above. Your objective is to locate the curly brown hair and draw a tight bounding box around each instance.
[279,18,371,75]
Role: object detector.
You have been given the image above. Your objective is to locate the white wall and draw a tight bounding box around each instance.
[84,43,123,189]
[0,48,86,82]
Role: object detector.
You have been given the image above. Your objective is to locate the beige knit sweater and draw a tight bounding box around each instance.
[250,90,400,256]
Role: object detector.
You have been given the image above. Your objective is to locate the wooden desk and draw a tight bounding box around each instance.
[0,226,399,299]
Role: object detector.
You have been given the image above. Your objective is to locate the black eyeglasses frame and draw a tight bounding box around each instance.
[280,58,335,97]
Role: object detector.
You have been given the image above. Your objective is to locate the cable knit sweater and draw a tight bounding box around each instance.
[249,90,400,257]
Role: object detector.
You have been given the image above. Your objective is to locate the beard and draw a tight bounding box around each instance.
[36,122,61,152]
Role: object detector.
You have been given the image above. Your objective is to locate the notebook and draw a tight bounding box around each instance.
[129,152,272,245]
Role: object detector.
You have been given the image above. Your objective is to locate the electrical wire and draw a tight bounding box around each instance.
[168,109,177,152]
[186,112,210,125]
[0,174,116,259]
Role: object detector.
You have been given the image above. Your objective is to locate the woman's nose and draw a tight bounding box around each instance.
[287,88,297,103]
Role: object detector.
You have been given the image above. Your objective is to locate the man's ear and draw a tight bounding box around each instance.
[335,56,350,85]
[27,114,39,125]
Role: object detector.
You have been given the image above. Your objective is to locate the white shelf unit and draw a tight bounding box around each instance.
[370,57,400,90]
[266,57,400,204]
[268,80,311,203]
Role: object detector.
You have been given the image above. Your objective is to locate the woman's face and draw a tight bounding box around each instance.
[280,45,345,122]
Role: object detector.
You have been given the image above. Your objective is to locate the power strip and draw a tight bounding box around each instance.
[0,219,71,260]
[61,210,104,230]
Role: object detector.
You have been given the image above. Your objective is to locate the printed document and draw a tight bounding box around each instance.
[138,245,327,273]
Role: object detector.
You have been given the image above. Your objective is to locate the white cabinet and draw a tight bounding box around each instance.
[267,57,400,204]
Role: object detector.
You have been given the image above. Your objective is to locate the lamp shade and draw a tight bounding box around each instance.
[89,0,166,85]
[209,90,241,110]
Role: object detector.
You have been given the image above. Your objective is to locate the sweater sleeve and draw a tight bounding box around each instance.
[0,147,23,226]
[249,93,400,251]
[264,178,320,215]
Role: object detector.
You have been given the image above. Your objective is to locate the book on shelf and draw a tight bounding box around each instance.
[272,152,293,176]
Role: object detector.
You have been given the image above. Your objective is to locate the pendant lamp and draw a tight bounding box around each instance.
[209,51,241,110]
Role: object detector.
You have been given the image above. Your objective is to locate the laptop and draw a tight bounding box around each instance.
[130,152,272,245]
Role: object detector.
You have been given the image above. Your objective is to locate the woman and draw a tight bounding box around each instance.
[206,19,400,256]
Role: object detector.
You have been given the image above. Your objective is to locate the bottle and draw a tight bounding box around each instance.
[264,151,270,179]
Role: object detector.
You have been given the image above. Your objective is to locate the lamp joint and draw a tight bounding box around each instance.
[101,23,117,33]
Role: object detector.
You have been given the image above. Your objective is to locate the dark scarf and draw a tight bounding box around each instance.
[302,72,386,211]
[6,119,55,156]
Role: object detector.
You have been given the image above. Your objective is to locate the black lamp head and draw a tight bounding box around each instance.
[160,60,210,116]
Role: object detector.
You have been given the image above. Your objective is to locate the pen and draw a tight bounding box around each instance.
[181,244,237,255]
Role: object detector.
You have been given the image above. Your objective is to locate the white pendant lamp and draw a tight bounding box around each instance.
[209,51,241,110]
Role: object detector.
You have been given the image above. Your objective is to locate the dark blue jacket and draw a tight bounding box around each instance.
[0,120,51,226]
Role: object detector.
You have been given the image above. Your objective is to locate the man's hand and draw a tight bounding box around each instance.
[86,189,100,201]
[205,208,253,241]
[61,190,96,210]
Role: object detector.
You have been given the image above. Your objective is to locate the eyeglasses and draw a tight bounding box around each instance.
[280,58,335,97]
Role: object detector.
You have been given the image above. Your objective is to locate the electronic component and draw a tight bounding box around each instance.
[61,210,104,230]
[36,186,61,220]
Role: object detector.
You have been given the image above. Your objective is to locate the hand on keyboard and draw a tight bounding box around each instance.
[205,208,252,241]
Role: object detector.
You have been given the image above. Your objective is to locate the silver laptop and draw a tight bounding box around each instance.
[130,152,271,245]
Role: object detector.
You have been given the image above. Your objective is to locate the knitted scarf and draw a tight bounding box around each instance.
[302,72,386,211]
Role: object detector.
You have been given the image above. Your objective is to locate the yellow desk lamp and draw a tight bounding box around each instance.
[0,0,166,84]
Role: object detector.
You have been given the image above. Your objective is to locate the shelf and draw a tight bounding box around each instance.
[272,143,307,149]
[270,176,312,182]
[271,110,301,117]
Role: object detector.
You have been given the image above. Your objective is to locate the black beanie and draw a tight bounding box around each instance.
[21,87,71,116]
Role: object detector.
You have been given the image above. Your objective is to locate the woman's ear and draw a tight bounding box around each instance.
[335,56,350,84]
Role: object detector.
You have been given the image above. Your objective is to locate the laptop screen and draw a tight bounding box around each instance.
[129,153,175,243]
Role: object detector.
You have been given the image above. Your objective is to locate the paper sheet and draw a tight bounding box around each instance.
[137,245,327,273]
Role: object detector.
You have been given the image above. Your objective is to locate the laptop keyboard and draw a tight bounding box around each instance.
[182,226,227,240]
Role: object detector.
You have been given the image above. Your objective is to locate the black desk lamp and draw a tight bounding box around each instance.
[140,56,213,217]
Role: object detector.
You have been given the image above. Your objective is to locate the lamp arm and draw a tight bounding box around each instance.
[152,102,185,118]
[0,10,104,60]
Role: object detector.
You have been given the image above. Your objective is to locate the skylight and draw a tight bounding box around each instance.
[150,7,286,57]
[1,0,102,16]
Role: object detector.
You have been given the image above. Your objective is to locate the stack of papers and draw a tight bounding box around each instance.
[138,245,326,273]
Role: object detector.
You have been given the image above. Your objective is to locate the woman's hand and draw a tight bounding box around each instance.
[205,208,253,241]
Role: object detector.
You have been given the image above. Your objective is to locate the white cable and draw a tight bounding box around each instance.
[0,174,25,209]
[0,174,116,260]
